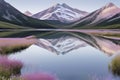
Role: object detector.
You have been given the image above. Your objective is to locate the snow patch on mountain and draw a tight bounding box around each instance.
[32,3,88,23]
[24,11,33,16]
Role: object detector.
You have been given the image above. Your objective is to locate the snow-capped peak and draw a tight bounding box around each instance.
[24,11,33,16]
[101,3,120,16]
[104,2,116,8]
[53,3,71,9]
[32,3,88,23]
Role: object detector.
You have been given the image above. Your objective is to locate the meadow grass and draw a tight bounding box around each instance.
[0,45,30,54]
[0,37,58,80]
[0,21,27,29]
[0,37,37,54]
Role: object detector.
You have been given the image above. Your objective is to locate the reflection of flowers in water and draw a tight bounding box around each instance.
[109,54,120,76]
[0,56,58,80]
[21,73,57,80]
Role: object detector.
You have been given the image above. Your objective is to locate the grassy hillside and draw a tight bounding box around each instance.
[0,0,56,29]
[73,24,120,29]
[96,24,120,29]
[0,21,28,29]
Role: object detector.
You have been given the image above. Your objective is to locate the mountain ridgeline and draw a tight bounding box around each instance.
[0,0,56,29]
[72,3,120,29]
[32,3,88,23]
[0,0,120,29]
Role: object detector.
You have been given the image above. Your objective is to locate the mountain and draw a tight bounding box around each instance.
[32,3,88,23]
[24,11,32,16]
[0,0,119,29]
[73,3,120,28]
[0,0,55,29]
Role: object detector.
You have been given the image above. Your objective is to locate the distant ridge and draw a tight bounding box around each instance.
[72,2,120,28]
[24,11,33,16]
[0,0,55,29]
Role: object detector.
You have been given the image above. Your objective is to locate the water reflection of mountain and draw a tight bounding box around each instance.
[35,32,120,55]
[0,31,120,55]
[35,36,87,55]
[70,32,120,56]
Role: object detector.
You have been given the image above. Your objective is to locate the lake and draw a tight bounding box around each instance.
[0,30,120,80]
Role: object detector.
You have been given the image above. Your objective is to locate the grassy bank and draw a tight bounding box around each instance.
[0,37,37,54]
[109,54,120,76]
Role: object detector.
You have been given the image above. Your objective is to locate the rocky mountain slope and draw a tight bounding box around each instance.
[32,3,88,23]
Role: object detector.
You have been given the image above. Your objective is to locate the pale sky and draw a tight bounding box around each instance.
[5,0,120,14]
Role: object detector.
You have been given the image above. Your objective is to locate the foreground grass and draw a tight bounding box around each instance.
[109,54,120,76]
[0,73,57,80]
[0,56,23,79]
[0,46,29,55]
[0,55,57,80]
[0,76,22,80]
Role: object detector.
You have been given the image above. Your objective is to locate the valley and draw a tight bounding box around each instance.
[0,0,120,29]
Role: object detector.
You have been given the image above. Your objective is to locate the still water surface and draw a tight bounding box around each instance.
[0,30,120,80]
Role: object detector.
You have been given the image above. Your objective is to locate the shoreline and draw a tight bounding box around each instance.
[0,29,120,33]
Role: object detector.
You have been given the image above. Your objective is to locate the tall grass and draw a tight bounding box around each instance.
[0,37,37,54]
[0,56,58,80]
[0,76,22,80]
[0,45,30,55]
[109,54,120,76]
[0,73,58,80]
[0,56,23,78]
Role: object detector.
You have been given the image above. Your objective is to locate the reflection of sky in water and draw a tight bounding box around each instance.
[9,44,113,80]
